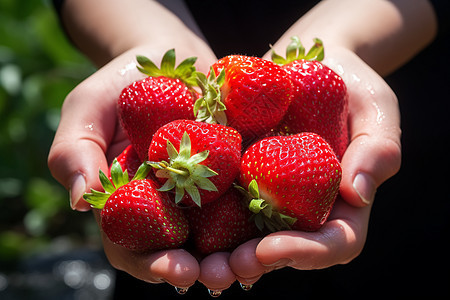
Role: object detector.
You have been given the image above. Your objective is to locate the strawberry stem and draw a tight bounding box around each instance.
[194,68,227,125]
[83,159,151,209]
[148,132,218,207]
[149,161,189,177]
[236,180,297,232]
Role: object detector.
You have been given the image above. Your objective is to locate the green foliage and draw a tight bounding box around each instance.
[0,0,96,268]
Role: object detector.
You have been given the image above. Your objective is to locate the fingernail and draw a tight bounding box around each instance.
[353,173,376,205]
[208,289,222,298]
[239,282,253,291]
[69,173,87,211]
[174,286,189,295]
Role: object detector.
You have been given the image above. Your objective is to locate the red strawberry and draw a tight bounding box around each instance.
[272,37,349,160]
[148,119,242,207]
[186,187,258,254]
[83,160,189,251]
[194,55,293,145]
[118,49,198,161]
[239,132,342,232]
[109,144,142,179]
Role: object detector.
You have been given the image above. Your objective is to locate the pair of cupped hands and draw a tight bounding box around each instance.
[48,43,401,294]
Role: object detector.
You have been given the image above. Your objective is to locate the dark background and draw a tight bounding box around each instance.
[1,0,448,299]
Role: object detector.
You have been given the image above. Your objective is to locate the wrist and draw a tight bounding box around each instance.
[267,0,436,76]
[60,0,216,68]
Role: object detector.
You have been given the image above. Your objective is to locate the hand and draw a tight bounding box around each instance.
[229,46,401,286]
[48,45,217,289]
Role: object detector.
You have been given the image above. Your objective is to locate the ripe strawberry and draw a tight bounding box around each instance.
[148,119,242,207]
[109,144,142,179]
[239,132,342,232]
[83,160,189,251]
[272,37,349,160]
[194,55,293,145]
[118,49,198,161]
[186,187,258,254]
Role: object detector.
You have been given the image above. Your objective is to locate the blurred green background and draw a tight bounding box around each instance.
[0,0,101,274]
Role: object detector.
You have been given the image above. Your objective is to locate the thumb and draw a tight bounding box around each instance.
[48,138,108,211]
[340,132,401,207]
[334,51,402,207]
[48,82,117,211]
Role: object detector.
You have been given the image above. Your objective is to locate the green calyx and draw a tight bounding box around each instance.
[147,132,218,207]
[83,159,152,209]
[271,36,324,65]
[193,68,228,125]
[136,48,198,87]
[236,180,297,232]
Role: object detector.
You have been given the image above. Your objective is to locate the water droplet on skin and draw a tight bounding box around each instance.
[85,123,94,131]
[366,83,376,95]
[119,61,137,76]
[372,102,385,124]
[335,64,345,76]
[239,282,253,291]
[208,289,222,297]
[175,286,189,295]
[351,73,361,82]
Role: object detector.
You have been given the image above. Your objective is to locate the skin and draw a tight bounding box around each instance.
[48,0,437,293]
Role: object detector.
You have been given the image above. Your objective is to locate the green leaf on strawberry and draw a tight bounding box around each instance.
[136,48,198,87]
[236,180,297,232]
[205,54,294,143]
[194,68,227,125]
[239,132,342,231]
[83,159,152,209]
[272,37,349,160]
[148,131,218,207]
[83,157,189,252]
[272,36,325,64]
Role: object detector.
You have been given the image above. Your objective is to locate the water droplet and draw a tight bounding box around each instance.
[239,282,253,291]
[372,102,385,124]
[366,83,376,95]
[208,289,222,297]
[336,64,345,75]
[351,73,361,82]
[85,123,94,131]
[175,286,189,295]
[119,61,137,76]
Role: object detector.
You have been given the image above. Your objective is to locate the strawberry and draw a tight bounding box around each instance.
[239,132,342,232]
[194,55,293,145]
[109,144,142,179]
[148,119,242,207]
[83,160,189,251]
[186,187,258,254]
[118,49,198,161]
[272,37,349,160]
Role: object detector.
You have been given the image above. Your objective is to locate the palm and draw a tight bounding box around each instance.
[227,46,401,285]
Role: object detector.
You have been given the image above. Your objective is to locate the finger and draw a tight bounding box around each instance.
[325,49,401,207]
[147,250,200,288]
[48,79,117,211]
[198,252,236,294]
[48,58,135,210]
[92,209,199,288]
[229,238,265,285]
[49,140,108,211]
[340,130,401,207]
[104,240,200,288]
[341,69,401,207]
[255,199,370,270]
